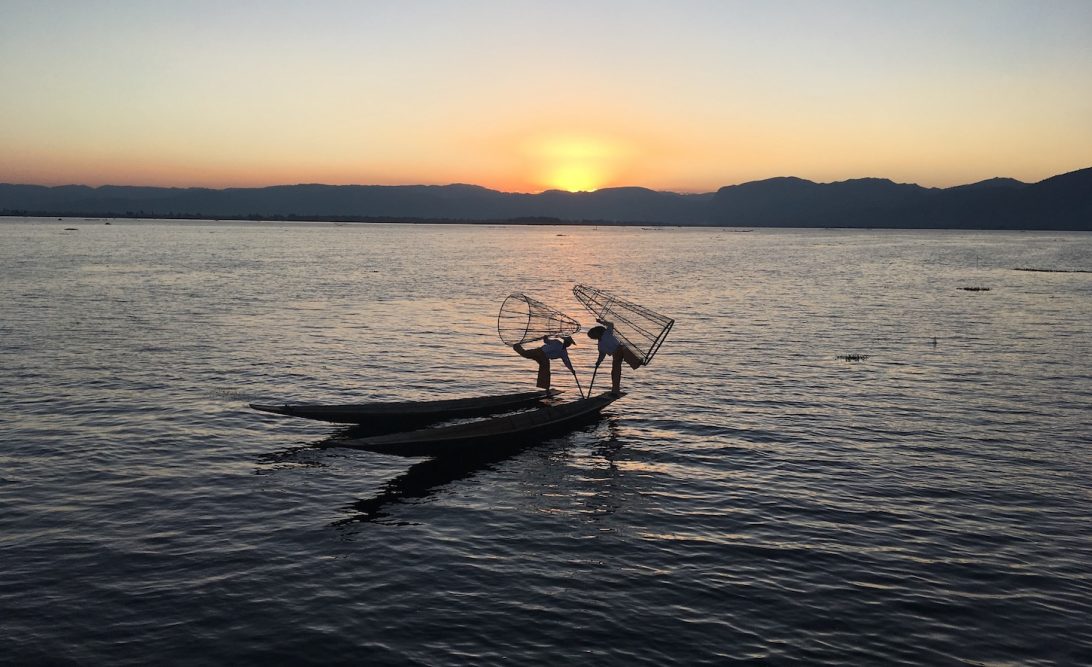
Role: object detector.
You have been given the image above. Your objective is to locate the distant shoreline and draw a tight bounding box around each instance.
[3,167,1090,230]
[2,212,667,227]
[6,212,1092,232]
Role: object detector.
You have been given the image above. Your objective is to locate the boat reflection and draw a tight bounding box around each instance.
[332,417,621,527]
[331,447,528,527]
[255,442,329,470]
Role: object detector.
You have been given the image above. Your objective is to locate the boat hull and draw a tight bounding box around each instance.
[250,388,560,427]
[332,392,624,457]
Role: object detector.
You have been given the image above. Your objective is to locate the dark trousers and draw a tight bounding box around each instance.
[513,344,551,389]
[609,345,642,392]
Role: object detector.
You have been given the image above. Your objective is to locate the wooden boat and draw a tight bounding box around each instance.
[250,388,560,427]
[329,391,624,457]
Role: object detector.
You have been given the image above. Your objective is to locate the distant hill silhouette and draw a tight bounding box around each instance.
[2,167,1089,229]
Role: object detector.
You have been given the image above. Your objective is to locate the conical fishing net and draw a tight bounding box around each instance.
[497,293,582,346]
[573,284,674,365]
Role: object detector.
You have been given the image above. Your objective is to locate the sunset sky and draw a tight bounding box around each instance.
[1,0,1090,193]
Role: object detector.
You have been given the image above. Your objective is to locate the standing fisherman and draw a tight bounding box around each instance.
[587,318,641,395]
[513,335,578,391]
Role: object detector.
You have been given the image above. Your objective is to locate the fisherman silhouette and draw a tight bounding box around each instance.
[513,335,577,391]
[587,318,642,395]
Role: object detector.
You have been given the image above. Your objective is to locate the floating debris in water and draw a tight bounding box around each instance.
[836,354,870,361]
[959,287,991,291]
[1014,267,1092,274]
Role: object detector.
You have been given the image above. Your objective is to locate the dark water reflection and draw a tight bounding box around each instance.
[332,442,544,528]
[2,219,1091,665]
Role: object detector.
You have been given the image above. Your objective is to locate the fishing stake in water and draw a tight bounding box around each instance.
[587,364,600,396]
[571,369,585,399]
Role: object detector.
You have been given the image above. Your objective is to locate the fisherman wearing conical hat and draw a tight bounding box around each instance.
[587,318,641,395]
[513,335,577,391]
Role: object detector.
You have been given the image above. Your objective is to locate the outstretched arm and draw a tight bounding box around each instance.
[559,349,575,373]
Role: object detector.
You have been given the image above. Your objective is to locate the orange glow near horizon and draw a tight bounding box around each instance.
[1,4,1091,193]
[545,165,602,193]
[522,135,634,192]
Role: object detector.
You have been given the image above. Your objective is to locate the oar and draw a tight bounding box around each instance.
[571,369,585,399]
[587,364,600,396]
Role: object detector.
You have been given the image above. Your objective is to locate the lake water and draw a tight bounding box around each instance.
[2,218,1090,665]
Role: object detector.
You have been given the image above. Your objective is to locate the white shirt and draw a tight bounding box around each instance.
[597,329,621,355]
[541,338,575,371]
[596,324,621,366]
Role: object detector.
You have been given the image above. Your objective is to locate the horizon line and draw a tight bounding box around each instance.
[7,168,1090,196]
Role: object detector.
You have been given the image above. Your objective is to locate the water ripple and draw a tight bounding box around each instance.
[1,221,1090,665]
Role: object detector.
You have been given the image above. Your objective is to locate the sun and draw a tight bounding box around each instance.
[524,134,631,192]
[547,164,603,192]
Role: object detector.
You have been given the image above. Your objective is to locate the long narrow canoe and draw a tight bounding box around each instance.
[250,388,560,427]
[329,391,624,457]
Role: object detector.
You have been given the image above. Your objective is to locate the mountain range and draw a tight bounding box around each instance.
[2,167,1089,230]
